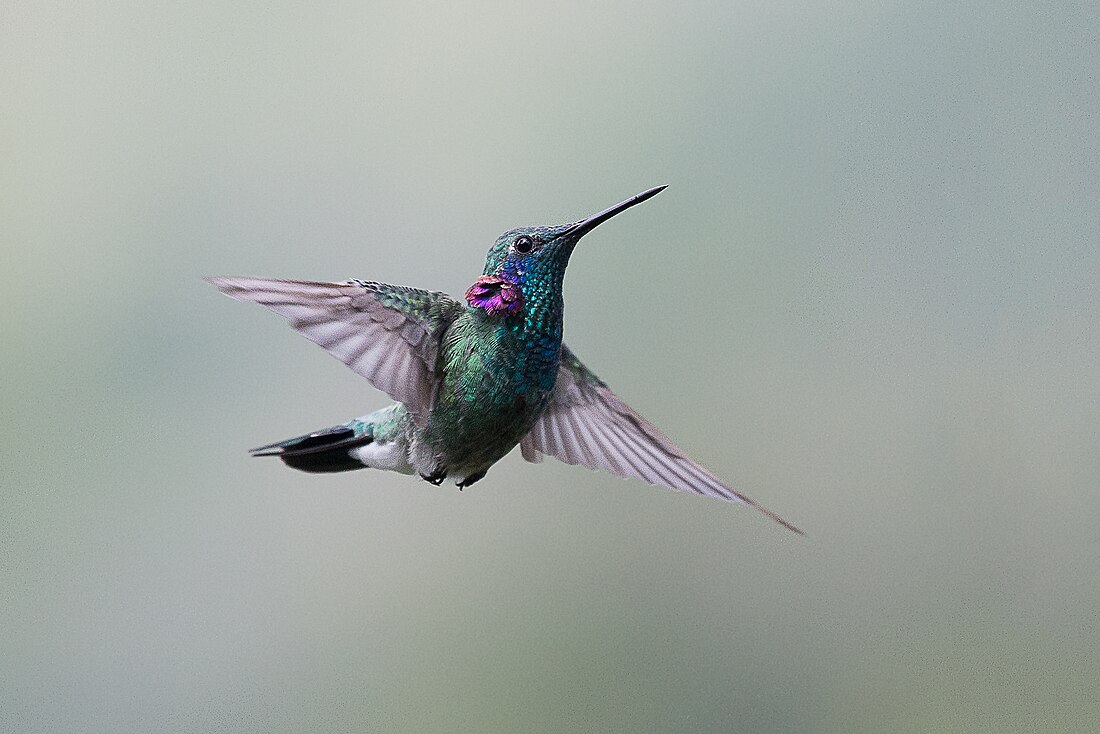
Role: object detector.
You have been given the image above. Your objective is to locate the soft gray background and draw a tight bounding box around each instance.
[3,2,1098,732]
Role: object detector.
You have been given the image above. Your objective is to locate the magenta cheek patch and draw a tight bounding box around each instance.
[465,275,524,317]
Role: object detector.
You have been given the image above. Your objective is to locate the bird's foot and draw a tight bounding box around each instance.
[419,468,447,486]
[456,471,486,490]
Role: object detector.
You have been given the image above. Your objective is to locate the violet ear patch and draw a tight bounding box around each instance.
[465,275,524,317]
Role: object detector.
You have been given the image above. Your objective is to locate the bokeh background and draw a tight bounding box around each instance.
[3,2,1098,731]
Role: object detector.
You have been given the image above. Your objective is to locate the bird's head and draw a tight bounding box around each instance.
[466,186,666,317]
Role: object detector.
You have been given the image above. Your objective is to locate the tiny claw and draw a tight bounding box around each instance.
[457,470,487,489]
[420,469,447,486]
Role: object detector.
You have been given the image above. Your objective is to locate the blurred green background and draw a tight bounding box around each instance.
[3,2,1098,732]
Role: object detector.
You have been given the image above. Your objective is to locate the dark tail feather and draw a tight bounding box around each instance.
[250,424,373,474]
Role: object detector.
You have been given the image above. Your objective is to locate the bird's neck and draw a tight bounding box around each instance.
[463,264,565,392]
[465,262,566,337]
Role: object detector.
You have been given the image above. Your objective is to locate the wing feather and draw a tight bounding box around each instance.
[208,276,463,425]
[520,345,803,534]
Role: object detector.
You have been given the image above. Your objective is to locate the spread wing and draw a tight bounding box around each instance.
[208,277,463,425]
[520,345,803,534]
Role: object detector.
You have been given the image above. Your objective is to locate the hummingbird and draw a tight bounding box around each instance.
[209,186,802,534]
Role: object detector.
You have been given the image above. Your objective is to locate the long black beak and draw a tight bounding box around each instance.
[564,185,667,238]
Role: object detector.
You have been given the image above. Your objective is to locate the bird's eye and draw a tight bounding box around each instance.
[513,235,534,254]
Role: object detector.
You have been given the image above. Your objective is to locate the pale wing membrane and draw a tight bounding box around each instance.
[521,346,803,534]
[208,277,461,424]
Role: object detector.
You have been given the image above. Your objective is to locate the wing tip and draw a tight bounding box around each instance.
[205,275,256,297]
[205,275,318,290]
[742,497,805,536]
